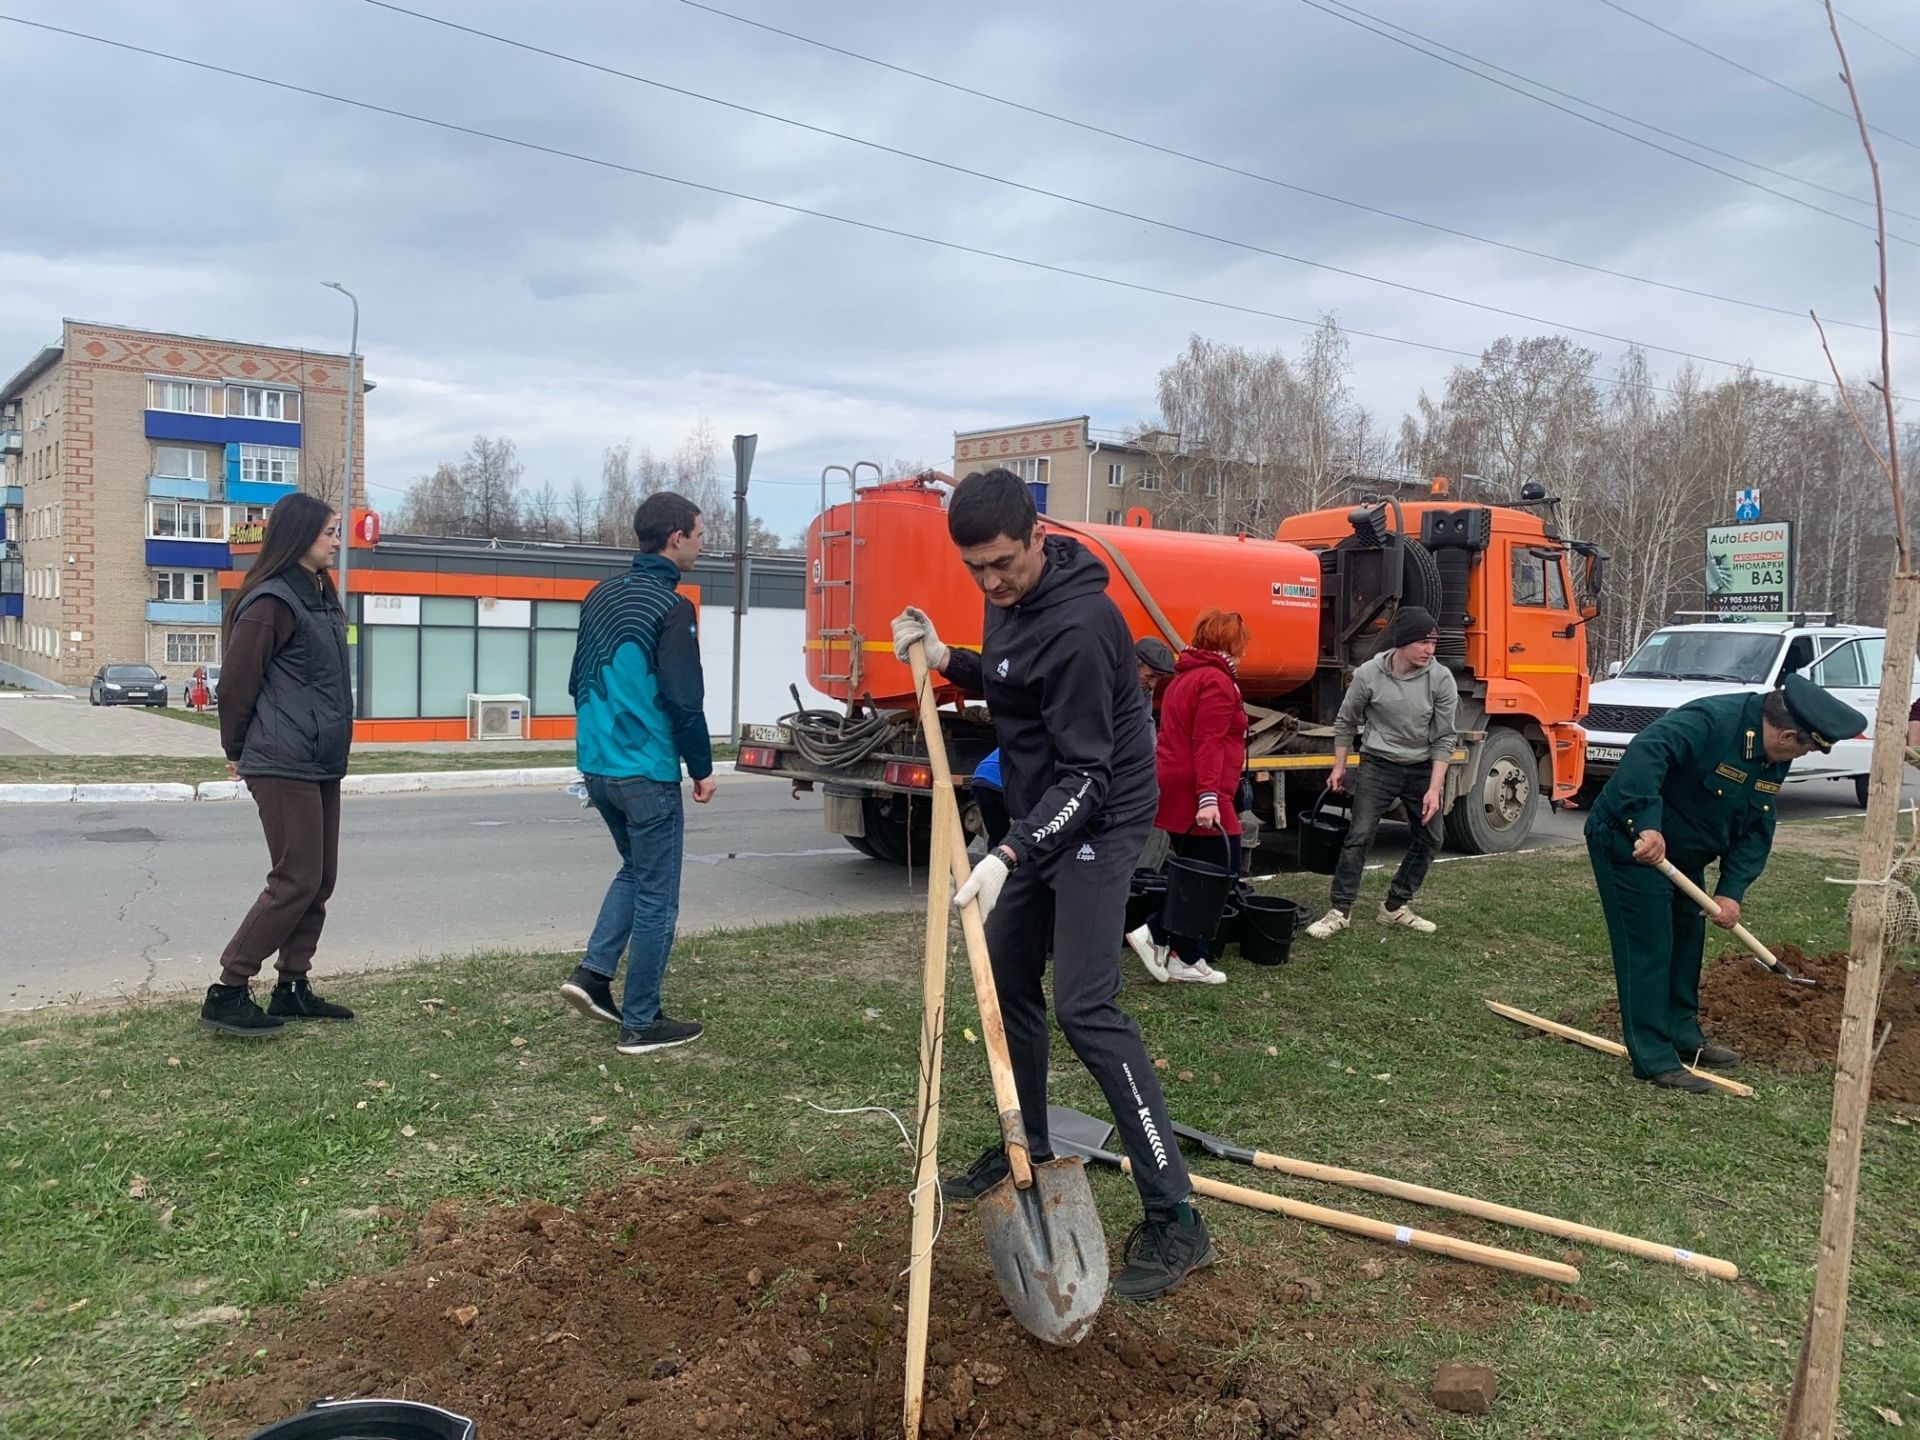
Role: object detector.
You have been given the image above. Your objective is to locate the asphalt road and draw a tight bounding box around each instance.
[0,771,1883,1012]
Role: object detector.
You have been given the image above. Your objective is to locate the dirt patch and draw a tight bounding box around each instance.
[1593,945,1920,1104]
[189,1167,1438,1439]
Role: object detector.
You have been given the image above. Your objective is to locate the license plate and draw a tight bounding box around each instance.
[742,723,793,746]
[1585,745,1624,763]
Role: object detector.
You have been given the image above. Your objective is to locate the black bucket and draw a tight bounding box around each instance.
[1162,853,1234,940]
[1212,897,1242,953]
[1239,894,1303,965]
[247,1399,476,1439]
[1298,788,1353,876]
[1124,871,1169,934]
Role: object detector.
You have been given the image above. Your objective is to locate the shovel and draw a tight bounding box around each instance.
[908,642,1109,1347]
[1048,1105,1580,1285]
[1653,858,1817,986]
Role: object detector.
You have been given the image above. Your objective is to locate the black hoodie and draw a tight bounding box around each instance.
[940,535,1158,868]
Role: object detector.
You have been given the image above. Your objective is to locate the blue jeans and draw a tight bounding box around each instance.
[582,775,685,1030]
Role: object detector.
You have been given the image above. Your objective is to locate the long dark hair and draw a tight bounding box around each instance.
[225,492,339,639]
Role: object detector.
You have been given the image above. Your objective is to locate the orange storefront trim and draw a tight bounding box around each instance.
[353,716,577,744]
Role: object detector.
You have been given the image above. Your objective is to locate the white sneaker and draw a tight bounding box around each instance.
[1304,909,1350,939]
[1166,956,1227,985]
[1125,924,1171,982]
[1378,903,1437,934]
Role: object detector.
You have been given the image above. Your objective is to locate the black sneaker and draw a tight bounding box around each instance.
[1688,1043,1740,1070]
[616,1016,703,1055]
[1646,1067,1712,1094]
[939,1144,1011,1203]
[559,966,620,1024]
[267,979,355,1021]
[201,983,286,1038]
[1114,1206,1217,1301]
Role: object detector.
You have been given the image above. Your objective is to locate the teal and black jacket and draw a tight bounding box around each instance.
[569,553,713,783]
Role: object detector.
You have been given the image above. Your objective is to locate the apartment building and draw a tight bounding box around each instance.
[951,415,1183,525]
[0,320,361,688]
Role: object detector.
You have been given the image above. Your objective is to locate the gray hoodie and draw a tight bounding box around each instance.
[1332,651,1459,764]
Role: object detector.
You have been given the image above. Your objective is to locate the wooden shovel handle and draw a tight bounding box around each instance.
[1486,1000,1755,1098]
[1110,1156,1579,1285]
[1653,859,1779,968]
[1241,1148,1737,1279]
[908,643,1033,1189]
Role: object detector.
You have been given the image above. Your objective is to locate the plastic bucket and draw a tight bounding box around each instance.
[1212,897,1242,953]
[1298,788,1353,876]
[1162,853,1234,940]
[1239,894,1302,966]
[1124,871,1169,934]
[246,1400,476,1440]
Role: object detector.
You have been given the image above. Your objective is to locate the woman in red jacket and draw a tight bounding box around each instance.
[1127,609,1250,984]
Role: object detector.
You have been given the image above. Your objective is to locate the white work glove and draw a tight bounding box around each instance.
[891,606,948,671]
[953,849,1011,920]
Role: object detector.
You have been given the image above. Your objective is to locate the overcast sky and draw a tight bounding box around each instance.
[3,0,1917,538]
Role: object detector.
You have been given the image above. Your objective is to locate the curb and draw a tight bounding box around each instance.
[0,762,737,805]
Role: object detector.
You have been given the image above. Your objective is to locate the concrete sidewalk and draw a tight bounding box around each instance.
[0,697,225,757]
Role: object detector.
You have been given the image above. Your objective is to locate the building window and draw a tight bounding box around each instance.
[1139,468,1161,492]
[165,632,219,664]
[239,444,300,487]
[152,445,209,480]
[155,570,211,602]
[226,386,301,422]
[1004,457,1048,485]
[1203,473,1219,497]
[1105,509,1123,525]
[1106,462,1125,488]
[147,378,220,414]
[148,501,228,540]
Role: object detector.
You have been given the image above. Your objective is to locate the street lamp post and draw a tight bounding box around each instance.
[321,282,360,708]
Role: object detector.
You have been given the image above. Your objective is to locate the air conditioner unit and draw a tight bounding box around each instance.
[466,692,530,740]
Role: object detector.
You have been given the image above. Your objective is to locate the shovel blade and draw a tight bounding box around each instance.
[975,1156,1109,1346]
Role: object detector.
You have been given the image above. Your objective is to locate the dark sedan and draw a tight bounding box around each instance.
[89,664,169,707]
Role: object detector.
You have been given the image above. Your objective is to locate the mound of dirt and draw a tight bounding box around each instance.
[188,1167,1437,1440]
[1594,946,1920,1104]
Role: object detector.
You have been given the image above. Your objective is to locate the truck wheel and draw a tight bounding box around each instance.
[843,832,885,860]
[1443,729,1539,854]
[860,794,933,866]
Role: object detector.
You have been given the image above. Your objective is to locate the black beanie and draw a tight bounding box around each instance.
[1385,605,1438,649]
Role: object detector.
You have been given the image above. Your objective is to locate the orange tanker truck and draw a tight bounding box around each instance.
[736,469,1605,866]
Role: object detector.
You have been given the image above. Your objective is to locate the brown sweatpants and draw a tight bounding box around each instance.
[218,777,342,986]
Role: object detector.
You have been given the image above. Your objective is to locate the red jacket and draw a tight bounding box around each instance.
[1153,648,1248,836]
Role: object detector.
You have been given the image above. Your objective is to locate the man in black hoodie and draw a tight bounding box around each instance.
[891,468,1215,1302]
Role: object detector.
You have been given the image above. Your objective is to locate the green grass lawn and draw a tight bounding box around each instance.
[0,834,1914,1437]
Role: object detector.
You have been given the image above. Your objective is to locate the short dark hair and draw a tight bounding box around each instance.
[633,492,701,553]
[947,468,1037,548]
[1762,688,1795,732]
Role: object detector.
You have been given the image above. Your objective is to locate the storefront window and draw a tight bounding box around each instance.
[365,626,420,718]
[478,628,530,697]
[534,630,576,716]
[420,628,476,717]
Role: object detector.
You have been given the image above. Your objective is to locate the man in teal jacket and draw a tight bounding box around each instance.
[1585,673,1866,1092]
[559,491,716,1056]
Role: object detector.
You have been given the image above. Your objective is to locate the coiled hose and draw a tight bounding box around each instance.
[781,685,912,769]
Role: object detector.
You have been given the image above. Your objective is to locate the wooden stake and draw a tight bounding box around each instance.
[1232,1144,1738,1279]
[1486,1000,1756,1099]
[1106,1155,1580,1285]
[900,690,955,1440]
[1783,574,1919,1437]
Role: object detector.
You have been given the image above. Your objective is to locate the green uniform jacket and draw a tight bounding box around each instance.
[1589,693,1789,900]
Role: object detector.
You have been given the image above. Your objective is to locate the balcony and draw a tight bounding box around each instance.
[226,477,297,507]
[0,429,21,456]
[145,410,302,449]
[148,474,214,502]
[147,599,223,625]
[146,538,231,570]
[3,485,21,506]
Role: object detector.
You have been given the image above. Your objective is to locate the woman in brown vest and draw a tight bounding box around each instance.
[202,492,356,1036]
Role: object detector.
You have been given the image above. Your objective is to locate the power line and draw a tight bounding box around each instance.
[674,2,1920,324]
[1314,0,1920,227]
[1597,0,1920,153]
[1298,0,1920,249]
[1836,5,1920,64]
[357,0,1908,374]
[0,10,1886,408]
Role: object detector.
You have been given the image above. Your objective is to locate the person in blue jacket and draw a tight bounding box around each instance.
[559,492,716,1056]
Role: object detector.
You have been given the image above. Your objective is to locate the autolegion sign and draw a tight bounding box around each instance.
[1704,521,1794,613]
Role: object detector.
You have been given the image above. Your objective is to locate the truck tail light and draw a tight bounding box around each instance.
[738,745,779,770]
[884,761,934,790]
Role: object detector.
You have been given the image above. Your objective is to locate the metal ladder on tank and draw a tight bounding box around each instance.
[813,462,882,696]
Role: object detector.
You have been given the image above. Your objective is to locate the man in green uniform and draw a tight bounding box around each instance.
[1586,673,1868,1093]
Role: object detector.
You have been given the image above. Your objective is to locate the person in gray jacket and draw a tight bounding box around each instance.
[1305,605,1459,939]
